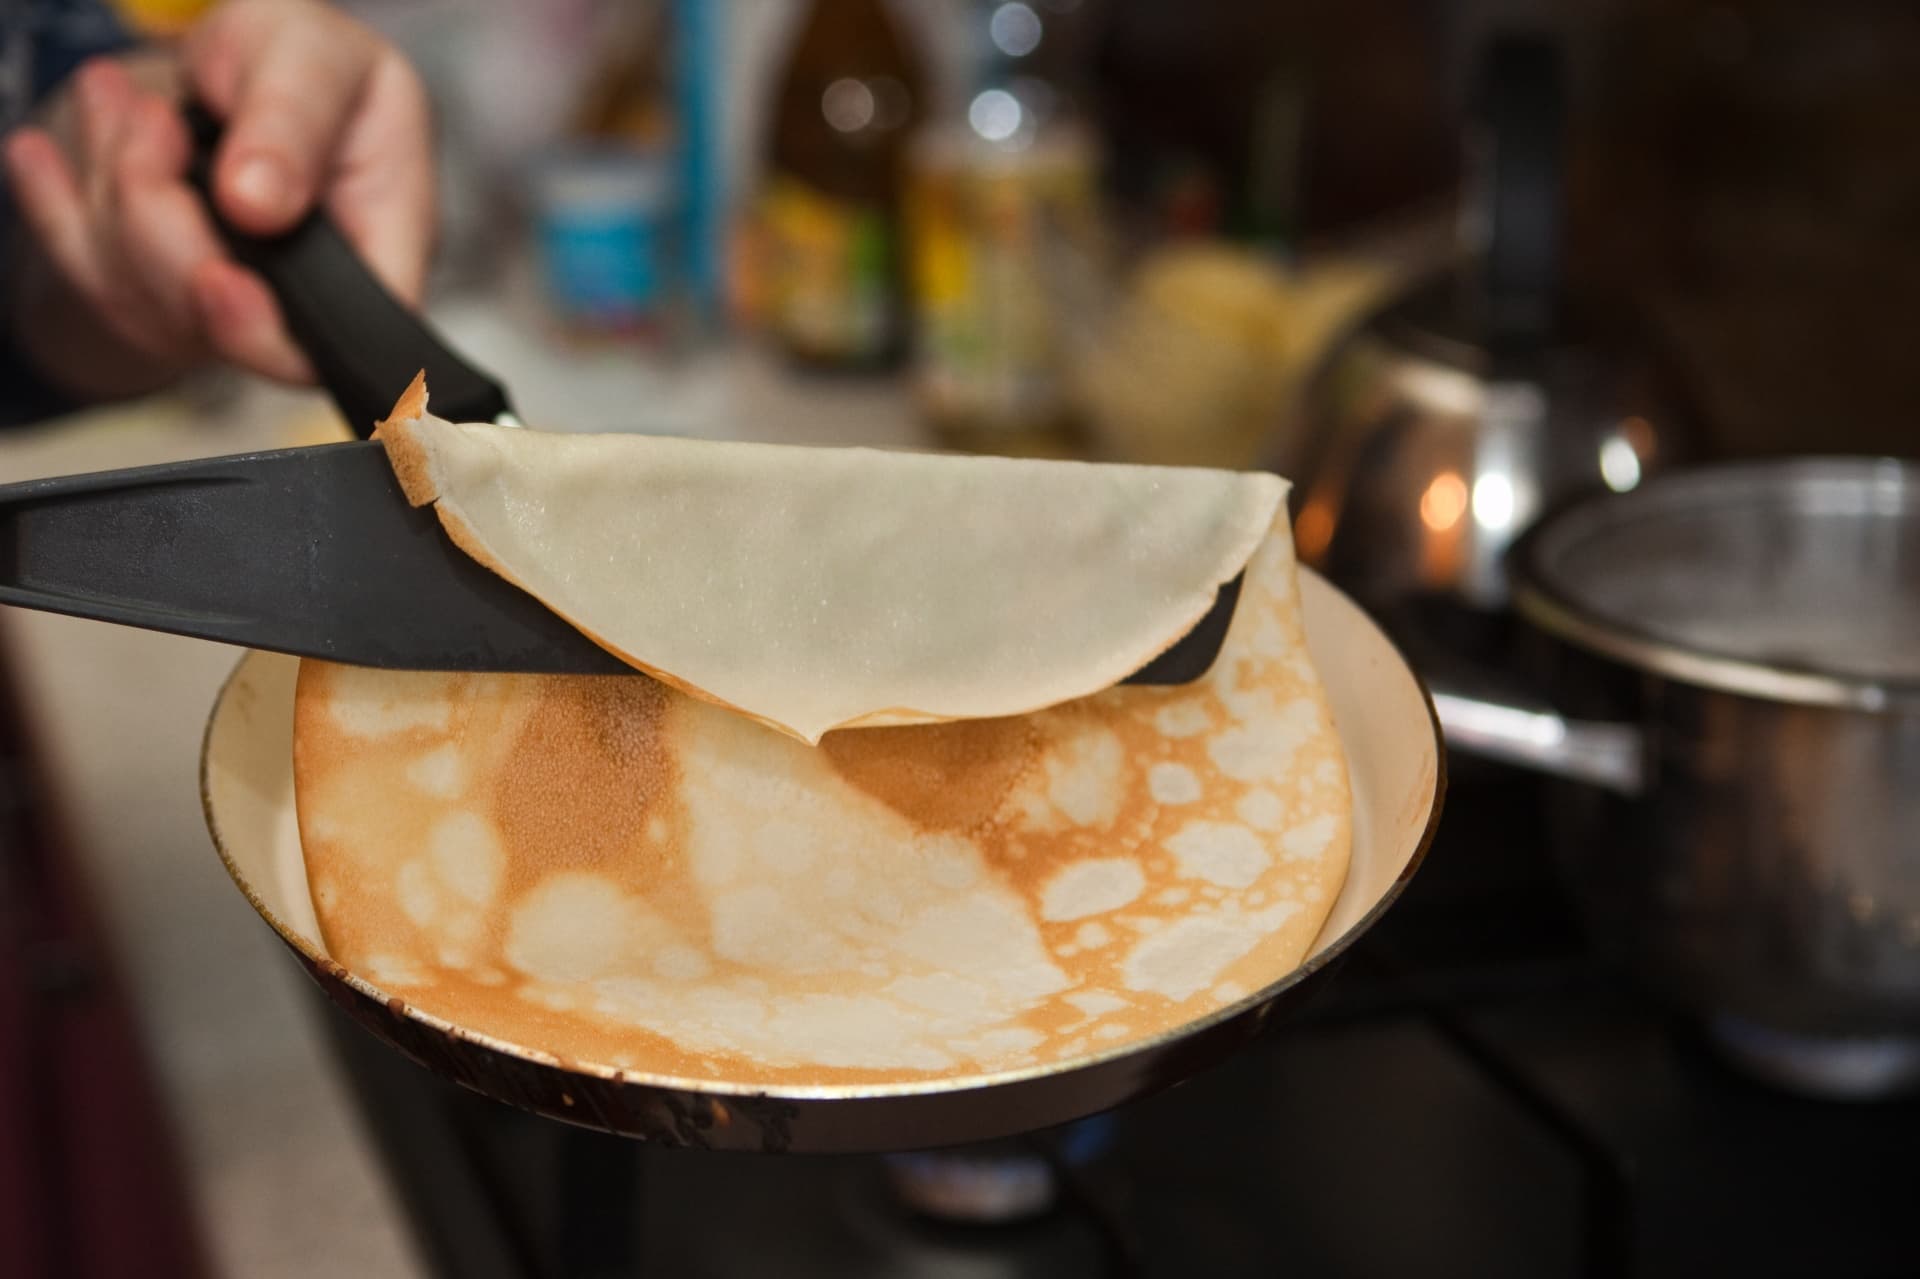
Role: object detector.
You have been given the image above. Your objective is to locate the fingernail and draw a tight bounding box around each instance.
[230,155,290,217]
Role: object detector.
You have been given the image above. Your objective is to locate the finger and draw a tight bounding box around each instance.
[116,91,189,184]
[191,257,313,384]
[324,53,435,304]
[3,127,107,300]
[110,98,224,343]
[72,58,138,181]
[208,23,378,234]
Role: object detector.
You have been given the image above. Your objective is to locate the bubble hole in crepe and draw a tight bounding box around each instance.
[293,518,1352,1086]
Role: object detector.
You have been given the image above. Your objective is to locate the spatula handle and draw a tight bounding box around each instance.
[180,101,517,436]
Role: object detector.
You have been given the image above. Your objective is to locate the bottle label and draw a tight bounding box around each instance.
[904,135,1101,433]
[762,177,893,360]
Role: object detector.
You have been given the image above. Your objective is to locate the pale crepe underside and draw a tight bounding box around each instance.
[293,518,1353,1087]
[373,376,1287,743]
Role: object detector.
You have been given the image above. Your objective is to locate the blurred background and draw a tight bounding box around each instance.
[356,0,1920,465]
[57,0,1914,467]
[5,2,1920,1277]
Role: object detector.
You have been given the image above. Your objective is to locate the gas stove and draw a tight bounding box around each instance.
[319,774,1920,1278]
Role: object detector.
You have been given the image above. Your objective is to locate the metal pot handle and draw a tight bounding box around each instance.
[1429,682,1645,796]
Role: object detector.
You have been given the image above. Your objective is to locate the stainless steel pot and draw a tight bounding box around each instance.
[1434,457,1920,1098]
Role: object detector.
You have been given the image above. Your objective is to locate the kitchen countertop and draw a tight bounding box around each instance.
[0,324,924,1279]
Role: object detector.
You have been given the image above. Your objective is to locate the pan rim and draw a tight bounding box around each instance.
[200,568,1446,1105]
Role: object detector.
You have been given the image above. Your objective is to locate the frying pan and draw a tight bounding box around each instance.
[185,106,1445,1151]
[202,572,1441,1153]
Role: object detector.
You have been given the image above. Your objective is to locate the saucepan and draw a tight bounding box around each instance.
[1431,457,1920,1097]
[202,573,1442,1153]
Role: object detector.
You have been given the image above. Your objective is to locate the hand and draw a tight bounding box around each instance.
[2,0,434,398]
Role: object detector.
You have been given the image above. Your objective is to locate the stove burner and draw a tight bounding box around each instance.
[882,1117,1116,1225]
[884,1148,1058,1223]
[1706,1016,1920,1101]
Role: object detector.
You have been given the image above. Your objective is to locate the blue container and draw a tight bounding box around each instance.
[531,146,675,329]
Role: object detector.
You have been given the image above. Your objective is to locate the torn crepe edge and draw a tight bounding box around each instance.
[374,373,1284,745]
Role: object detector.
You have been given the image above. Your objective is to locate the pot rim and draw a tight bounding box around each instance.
[1511,456,1920,712]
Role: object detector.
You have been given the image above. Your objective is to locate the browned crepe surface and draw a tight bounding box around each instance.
[292,523,1350,1086]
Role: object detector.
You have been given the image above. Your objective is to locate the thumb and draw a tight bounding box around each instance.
[196,27,378,235]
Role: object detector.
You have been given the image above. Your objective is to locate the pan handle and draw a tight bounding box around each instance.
[180,101,518,436]
[1429,682,1645,795]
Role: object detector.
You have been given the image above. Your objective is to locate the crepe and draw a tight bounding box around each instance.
[374,375,1285,743]
[293,515,1352,1086]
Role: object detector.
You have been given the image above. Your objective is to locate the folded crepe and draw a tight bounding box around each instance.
[293,501,1352,1086]
[373,374,1286,743]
